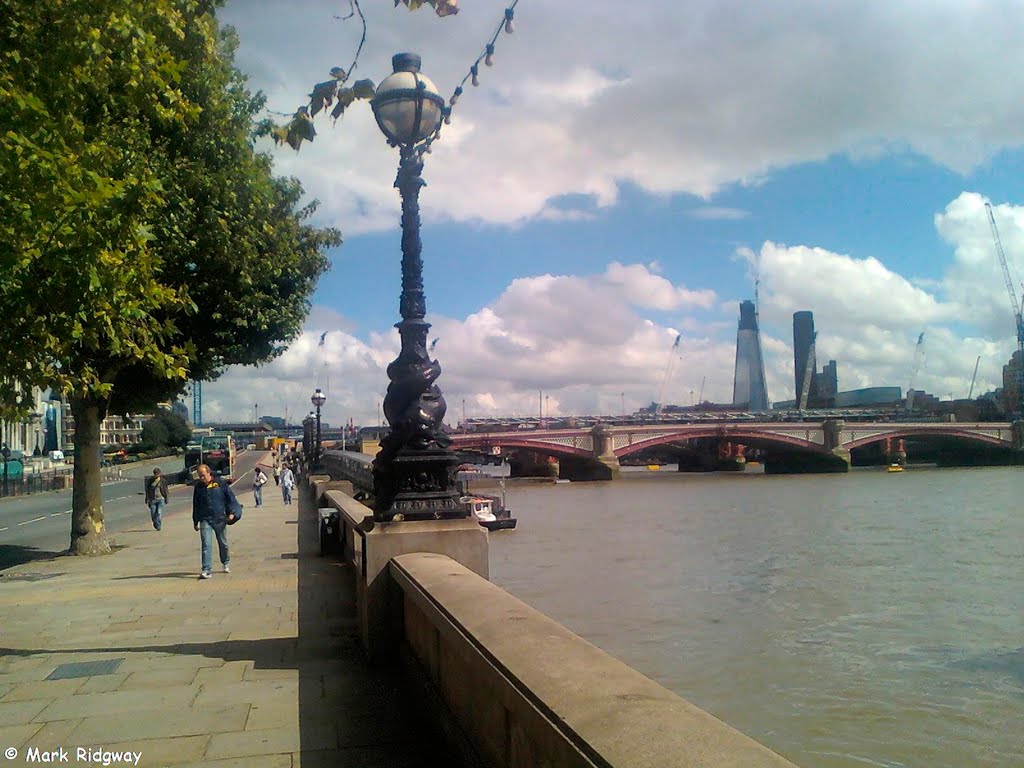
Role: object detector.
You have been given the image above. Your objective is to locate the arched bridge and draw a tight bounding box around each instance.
[450,420,1024,478]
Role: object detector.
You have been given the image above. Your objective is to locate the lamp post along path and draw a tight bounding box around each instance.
[371,54,466,522]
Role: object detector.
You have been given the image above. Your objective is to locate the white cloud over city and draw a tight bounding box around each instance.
[198,1,1024,426]
[203,193,1024,426]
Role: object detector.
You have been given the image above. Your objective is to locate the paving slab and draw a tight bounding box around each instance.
[0,456,461,766]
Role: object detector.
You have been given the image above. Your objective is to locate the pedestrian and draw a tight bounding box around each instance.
[280,463,295,505]
[145,467,169,531]
[192,463,240,579]
[272,461,280,486]
[252,465,267,507]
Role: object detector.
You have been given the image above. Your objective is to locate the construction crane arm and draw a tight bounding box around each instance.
[986,202,1024,324]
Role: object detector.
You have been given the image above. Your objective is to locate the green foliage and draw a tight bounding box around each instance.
[141,407,191,450]
[0,0,340,413]
[140,418,170,451]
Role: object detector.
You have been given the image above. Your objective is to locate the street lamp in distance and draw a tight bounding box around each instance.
[311,389,326,468]
[369,53,466,523]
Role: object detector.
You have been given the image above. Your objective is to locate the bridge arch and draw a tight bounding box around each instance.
[615,428,826,458]
[842,427,1013,451]
[451,435,592,461]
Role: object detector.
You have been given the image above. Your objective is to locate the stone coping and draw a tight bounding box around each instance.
[390,552,802,768]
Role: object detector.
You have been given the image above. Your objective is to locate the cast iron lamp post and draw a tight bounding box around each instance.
[311,389,326,467]
[370,53,467,522]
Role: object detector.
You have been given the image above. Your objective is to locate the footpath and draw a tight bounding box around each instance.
[0,457,453,767]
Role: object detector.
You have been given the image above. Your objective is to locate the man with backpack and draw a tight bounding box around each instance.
[192,463,240,579]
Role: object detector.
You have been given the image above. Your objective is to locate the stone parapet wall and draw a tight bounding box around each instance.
[391,552,802,768]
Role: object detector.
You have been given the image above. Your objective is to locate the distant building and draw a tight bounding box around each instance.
[793,311,818,405]
[1002,350,1022,414]
[732,300,769,410]
[261,415,287,429]
[834,387,902,407]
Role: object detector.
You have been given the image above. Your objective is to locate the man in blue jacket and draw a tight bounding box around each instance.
[192,463,239,579]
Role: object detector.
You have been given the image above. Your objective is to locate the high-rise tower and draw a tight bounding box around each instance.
[793,311,818,405]
[732,300,769,410]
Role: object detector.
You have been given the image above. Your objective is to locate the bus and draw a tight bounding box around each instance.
[183,435,236,483]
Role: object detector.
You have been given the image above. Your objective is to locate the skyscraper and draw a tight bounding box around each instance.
[793,311,818,406]
[732,300,769,410]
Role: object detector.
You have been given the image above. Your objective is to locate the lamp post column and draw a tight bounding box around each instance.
[315,404,322,465]
[372,149,464,521]
[369,53,466,522]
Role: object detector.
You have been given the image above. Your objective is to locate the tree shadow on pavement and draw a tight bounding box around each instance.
[0,544,67,572]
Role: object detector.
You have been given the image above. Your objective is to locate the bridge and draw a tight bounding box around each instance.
[449,420,1024,479]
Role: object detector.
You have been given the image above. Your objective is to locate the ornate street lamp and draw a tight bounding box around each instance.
[370,53,466,522]
[311,389,326,467]
[302,413,314,461]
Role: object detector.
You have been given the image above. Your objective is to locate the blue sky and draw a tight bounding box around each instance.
[203,0,1024,427]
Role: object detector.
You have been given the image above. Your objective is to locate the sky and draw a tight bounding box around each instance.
[200,0,1024,428]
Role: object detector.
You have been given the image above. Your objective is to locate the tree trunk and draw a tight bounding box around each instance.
[69,396,111,556]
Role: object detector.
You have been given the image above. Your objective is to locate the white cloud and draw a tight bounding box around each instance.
[203,195,1024,424]
[223,0,1024,232]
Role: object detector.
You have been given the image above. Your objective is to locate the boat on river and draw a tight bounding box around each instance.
[464,495,517,531]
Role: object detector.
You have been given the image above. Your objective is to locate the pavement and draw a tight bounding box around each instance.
[0,455,455,767]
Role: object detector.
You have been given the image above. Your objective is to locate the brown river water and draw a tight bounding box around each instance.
[487,465,1024,768]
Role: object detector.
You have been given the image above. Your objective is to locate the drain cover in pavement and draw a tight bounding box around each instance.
[47,658,124,680]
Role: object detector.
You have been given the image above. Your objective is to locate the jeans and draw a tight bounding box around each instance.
[149,499,165,530]
[282,484,293,505]
[199,520,229,573]
[253,484,263,507]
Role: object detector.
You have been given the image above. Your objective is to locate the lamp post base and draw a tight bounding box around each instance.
[374,448,467,522]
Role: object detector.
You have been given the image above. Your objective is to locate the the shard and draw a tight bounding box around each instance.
[732,300,769,410]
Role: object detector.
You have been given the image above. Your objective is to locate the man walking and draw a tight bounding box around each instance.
[272,460,281,486]
[252,465,268,507]
[192,463,239,579]
[145,467,169,531]
[280,463,295,505]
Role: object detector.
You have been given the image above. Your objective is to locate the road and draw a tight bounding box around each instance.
[0,450,265,571]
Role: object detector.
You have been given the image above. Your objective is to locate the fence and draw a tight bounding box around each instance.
[0,466,127,499]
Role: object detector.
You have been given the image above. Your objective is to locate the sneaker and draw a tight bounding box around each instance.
[199,571,212,580]
[222,564,230,573]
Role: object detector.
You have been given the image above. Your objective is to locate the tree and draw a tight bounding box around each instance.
[140,408,191,451]
[0,0,340,554]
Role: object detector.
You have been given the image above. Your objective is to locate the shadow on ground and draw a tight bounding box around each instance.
[0,544,67,572]
[0,485,463,766]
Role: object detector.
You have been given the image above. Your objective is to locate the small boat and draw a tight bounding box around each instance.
[887,463,904,473]
[464,495,517,531]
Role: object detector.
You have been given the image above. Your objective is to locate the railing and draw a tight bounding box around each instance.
[0,466,129,499]
[321,449,374,491]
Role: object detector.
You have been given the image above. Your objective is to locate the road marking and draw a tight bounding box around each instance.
[50,512,63,517]
[0,526,7,532]
[17,516,46,526]
[64,510,71,514]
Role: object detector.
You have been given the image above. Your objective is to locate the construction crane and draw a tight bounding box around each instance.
[985,201,1024,413]
[967,355,981,400]
[906,332,925,410]
[798,332,816,410]
[656,334,683,417]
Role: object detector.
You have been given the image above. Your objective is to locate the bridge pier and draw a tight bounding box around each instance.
[764,450,850,474]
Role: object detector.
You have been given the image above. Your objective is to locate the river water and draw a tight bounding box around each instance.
[487,465,1024,768]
